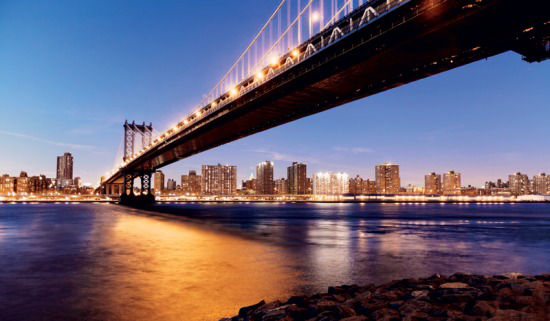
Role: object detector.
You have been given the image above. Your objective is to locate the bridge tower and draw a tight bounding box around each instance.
[120,120,155,205]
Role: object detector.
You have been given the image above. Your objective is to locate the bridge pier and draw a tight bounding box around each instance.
[119,170,155,206]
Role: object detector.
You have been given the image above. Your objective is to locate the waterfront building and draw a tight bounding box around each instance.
[532,173,550,195]
[349,175,376,195]
[154,170,165,194]
[242,175,256,194]
[313,172,349,195]
[181,170,201,195]
[287,162,307,194]
[16,171,30,194]
[0,175,16,194]
[443,171,461,195]
[375,163,401,195]
[256,161,274,195]
[362,179,376,194]
[166,179,177,191]
[306,178,313,194]
[424,172,442,195]
[275,178,289,195]
[348,175,364,195]
[509,172,530,196]
[201,164,237,195]
[56,153,73,188]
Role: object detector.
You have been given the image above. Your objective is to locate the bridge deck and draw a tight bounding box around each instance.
[103,0,549,186]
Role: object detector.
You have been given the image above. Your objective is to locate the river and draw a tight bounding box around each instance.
[1,203,549,320]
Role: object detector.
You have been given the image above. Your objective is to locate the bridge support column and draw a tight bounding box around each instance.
[119,171,155,206]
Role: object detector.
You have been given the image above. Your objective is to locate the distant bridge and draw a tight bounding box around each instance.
[99,0,550,204]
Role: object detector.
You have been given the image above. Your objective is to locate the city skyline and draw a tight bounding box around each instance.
[1,1,549,187]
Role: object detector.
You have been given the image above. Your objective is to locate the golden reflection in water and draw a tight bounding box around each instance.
[88,211,301,321]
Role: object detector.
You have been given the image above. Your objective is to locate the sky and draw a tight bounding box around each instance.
[0,0,549,187]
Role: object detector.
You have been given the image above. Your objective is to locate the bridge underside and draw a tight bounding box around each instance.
[103,0,549,203]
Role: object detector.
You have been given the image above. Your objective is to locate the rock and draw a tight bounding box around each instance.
[439,282,469,289]
[238,300,265,317]
[500,272,523,280]
[340,316,368,321]
[535,274,550,281]
[487,309,534,321]
[222,274,550,321]
[371,307,400,321]
[261,307,288,321]
[470,300,496,317]
[411,290,428,298]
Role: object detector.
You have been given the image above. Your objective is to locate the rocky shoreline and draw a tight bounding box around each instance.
[220,273,550,321]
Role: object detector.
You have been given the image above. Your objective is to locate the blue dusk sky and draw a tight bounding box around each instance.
[0,0,549,187]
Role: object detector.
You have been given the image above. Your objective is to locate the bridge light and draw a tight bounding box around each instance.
[184,119,188,125]
[195,110,202,117]
[256,71,265,80]
[211,101,217,108]
[269,55,279,66]
[311,11,320,22]
[292,49,300,57]
[230,87,239,96]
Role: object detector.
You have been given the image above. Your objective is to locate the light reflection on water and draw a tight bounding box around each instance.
[0,203,550,321]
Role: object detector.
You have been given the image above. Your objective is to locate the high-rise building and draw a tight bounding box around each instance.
[424,172,442,195]
[509,172,530,196]
[181,170,201,195]
[313,172,349,195]
[166,179,177,191]
[154,170,165,194]
[274,178,288,195]
[201,164,237,195]
[442,171,461,195]
[287,162,307,194]
[56,153,73,187]
[375,164,401,195]
[532,173,549,195]
[256,161,274,195]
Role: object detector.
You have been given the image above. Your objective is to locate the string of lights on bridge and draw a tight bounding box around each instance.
[106,0,408,180]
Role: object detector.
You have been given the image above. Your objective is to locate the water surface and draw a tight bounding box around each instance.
[1,203,549,320]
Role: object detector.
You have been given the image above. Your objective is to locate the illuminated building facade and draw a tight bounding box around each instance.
[509,172,530,196]
[313,172,349,195]
[375,164,401,195]
[181,170,201,195]
[287,162,307,194]
[443,171,461,195]
[56,153,73,187]
[532,173,549,195]
[154,170,165,194]
[256,161,274,195]
[274,178,288,194]
[424,172,442,195]
[201,164,237,195]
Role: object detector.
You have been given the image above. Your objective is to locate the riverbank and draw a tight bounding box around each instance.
[221,273,550,321]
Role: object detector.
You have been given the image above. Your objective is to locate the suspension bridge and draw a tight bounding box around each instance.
[98,0,550,204]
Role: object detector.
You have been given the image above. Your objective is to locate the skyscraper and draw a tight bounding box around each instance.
[424,172,442,195]
[532,173,549,195]
[442,171,461,195]
[313,172,349,195]
[154,170,165,194]
[201,164,237,195]
[375,163,401,195]
[509,172,530,196]
[56,152,73,187]
[256,161,274,195]
[287,162,307,194]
